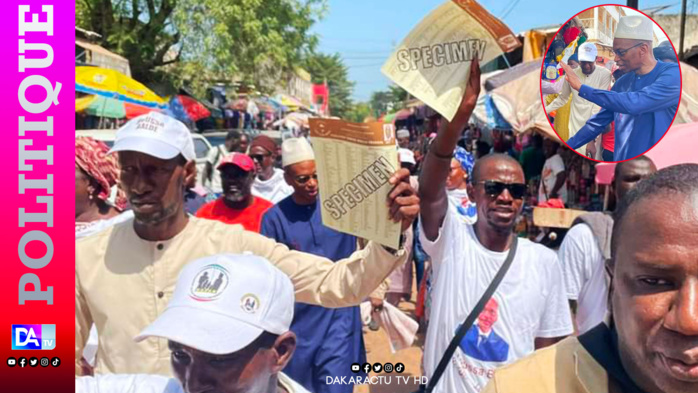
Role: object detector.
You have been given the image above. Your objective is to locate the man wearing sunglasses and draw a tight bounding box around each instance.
[260,137,380,393]
[250,135,294,204]
[418,58,573,393]
[561,15,680,161]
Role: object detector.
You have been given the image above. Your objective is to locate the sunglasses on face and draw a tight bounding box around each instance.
[477,180,526,199]
[613,42,643,58]
[249,154,270,162]
[294,174,318,184]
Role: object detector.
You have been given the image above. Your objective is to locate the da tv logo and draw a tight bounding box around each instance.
[12,324,55,350]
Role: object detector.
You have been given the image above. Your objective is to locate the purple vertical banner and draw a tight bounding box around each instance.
[0,1,74,391]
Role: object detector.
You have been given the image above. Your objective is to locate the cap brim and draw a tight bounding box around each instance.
[109,137,181,160]
[217,162,253,172]
[135,306,264,355]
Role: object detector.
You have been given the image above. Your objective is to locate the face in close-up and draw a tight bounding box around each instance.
[611,193,698,393]
[118,151,192,225]
[220,165,254,205]
[169,332,296,393]
[468,157,525,234]
[284,160,319,205]
[613,38,650,73]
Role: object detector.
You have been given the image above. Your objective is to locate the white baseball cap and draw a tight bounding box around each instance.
[578,42,598,62]
[135,254,294,355]
[396,129,410,139]
[614,15,654,41]
[282,137,315,168]
[109,112,196,161]
[398,148,416,165]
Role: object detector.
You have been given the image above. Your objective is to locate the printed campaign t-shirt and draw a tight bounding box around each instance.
[447,188,477,225]
[538,154,567,204]
[558,223,608,334]
[419,206,573,393]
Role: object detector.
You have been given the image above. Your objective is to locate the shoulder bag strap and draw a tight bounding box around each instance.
[425,236,519,393]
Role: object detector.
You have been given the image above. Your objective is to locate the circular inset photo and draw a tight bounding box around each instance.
[540,5,681,162]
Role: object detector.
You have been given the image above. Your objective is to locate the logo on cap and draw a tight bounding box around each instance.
[190,264,230,301]
[240,294,260,313]
[136,116,165,133]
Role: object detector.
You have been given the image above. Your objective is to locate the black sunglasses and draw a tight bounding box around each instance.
[477,180,526,199]
[249,154,270,162]
[294,174,318,184]
[613,42,644,58]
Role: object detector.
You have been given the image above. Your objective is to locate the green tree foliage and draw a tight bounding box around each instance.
[75,0,326,94]
[302,52,354,119]
[369,85,409,117]
[344,102,372,123]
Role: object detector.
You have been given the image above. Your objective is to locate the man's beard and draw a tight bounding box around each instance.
[133,203,179,225]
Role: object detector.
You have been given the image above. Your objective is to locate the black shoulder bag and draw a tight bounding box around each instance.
[422,236,519,393]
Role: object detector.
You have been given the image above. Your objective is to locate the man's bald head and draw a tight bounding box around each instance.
[471,154,523,184]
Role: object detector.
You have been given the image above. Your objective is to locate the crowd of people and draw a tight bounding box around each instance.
[74,58,696,393]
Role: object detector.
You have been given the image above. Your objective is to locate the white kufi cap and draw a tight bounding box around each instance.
[614,15,654,41]
[281,137,315,167]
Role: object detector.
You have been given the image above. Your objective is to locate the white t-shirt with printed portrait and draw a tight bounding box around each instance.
[419,205,573,393]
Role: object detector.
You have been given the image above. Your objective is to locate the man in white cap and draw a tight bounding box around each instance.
[138,253,308,393]
[561,15,680,161]
[397,128,411,149]
[76,113,419,376]
[75,253,311,393]
[546,42,613,157]
[260,137,380,393]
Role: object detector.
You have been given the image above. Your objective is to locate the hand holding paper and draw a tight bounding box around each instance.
[387,168,420,232]
[381,0,520,121]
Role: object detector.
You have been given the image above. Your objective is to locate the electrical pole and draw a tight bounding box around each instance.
[679,0,688,61]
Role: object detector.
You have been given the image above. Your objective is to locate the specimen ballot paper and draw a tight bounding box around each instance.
[381,0,521,121]
[309,118,401,249]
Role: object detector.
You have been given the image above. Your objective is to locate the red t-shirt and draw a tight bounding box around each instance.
[195,196,273,233]
[602,122,615,152]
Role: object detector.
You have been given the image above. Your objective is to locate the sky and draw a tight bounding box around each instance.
[310,0,684,102]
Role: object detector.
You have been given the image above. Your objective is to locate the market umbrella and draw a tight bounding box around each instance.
[488,59,559,141]
[76,95,160,119]
[76,66,168,108]
[167,95,211,122]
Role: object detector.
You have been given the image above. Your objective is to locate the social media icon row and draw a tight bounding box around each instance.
[351,362,404,374]
[7,357,59,368]
[11,324,56,350]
